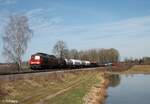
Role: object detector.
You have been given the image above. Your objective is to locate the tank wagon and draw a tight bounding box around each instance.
[82,61,91,67]
[29,52,99,70]
[69,59,82,68]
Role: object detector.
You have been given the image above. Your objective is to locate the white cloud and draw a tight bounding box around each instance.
[0,0,17,5]
[43,15,150,58]
[1,9,150,41]
[55,15,150,40]
[0,8,63,38]
[25,8,63,36]
[26,8,62,27]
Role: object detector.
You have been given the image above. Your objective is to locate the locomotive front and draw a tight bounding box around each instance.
[29,54,43,69]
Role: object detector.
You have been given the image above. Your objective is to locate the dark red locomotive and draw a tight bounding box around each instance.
[29,53,66,69]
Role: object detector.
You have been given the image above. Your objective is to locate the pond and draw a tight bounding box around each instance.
[106,74,150,104]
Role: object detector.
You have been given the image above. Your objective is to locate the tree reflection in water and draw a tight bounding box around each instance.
[108,74,121,88]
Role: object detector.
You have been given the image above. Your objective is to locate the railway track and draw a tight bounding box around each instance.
[0,67,102,76]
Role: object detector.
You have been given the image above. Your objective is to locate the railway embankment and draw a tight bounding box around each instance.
[0,69,102,104]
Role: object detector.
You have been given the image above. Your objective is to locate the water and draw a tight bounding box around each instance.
[106,74,150,104]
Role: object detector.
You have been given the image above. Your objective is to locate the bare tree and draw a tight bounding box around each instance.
[69,49,79,59]
[2,15,33,71]
[63,49,70,59]
[77,48,120,64]
[78,50,89,60]
[53,40,67,59]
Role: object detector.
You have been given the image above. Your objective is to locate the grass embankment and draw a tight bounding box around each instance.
[83,73,109,104]
[0,70,101,104]
[125,65,150,74]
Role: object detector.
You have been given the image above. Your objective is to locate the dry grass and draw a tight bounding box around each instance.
[125,65,150,74]
[0,64,18,73]
[0,70,102,104]
[95,63,132,73]
[0,63,30,74]
[83,73,109,104]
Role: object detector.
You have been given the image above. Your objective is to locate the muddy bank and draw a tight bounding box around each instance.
[83,73,109,104]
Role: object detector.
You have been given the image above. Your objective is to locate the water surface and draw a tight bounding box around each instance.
[106,74,150,104]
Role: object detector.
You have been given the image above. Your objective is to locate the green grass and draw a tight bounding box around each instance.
[44,72,100,104]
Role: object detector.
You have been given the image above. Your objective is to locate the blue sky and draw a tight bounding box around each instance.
[0,0,150,62]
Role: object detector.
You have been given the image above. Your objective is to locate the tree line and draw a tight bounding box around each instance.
[53,40,120,64]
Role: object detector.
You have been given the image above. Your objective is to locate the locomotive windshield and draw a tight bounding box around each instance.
[34,56,40,60]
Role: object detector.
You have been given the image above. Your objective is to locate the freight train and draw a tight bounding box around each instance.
[29,52,98,70]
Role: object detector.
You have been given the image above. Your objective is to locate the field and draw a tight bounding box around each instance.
[125,65,150,74]
[0,63,30,74]
[0,70,102,104]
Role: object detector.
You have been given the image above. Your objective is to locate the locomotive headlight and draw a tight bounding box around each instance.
[35,56,40,60]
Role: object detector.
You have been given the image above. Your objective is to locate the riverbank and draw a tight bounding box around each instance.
[83,73,109,104]
[84,65,150,104]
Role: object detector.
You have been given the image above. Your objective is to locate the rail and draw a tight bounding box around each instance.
[0,67,101,76]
